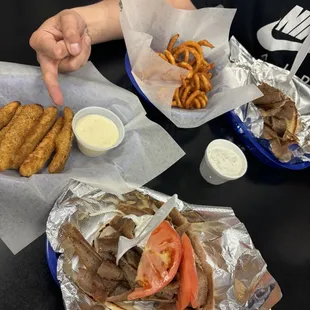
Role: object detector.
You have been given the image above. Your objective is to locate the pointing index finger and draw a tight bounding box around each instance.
[37,54,63,106]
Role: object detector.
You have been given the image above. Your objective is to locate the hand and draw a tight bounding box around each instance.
[30,10,91,106]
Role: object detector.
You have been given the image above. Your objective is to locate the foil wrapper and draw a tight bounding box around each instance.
[230,36,310,162]
[47,181,282,310]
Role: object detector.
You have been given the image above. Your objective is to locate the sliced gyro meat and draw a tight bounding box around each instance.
[60,223,102,272]
[121,218,136,239]
[73,268,118,304]
[119,257,138,289]
[97,260,124,281]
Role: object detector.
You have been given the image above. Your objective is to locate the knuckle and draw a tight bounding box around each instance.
[67,59,81,72]
[64,28,79,39]
[29,31,39,49]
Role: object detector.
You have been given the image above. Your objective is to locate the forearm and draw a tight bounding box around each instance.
[72,0,196,44]
[73,0,122,44]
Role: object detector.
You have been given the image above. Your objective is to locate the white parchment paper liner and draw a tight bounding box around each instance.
[47,180,282,310]
[120,0,262,128]
[0,62,184,254]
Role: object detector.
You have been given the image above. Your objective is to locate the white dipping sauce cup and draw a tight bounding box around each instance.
[200,139,248,185]
[72,107,125,157]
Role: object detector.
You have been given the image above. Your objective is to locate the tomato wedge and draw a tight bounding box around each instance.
[127,221,182,300]
[176,233,199,310]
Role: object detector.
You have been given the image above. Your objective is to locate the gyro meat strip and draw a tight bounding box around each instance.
[94,230,120,255]
[254,83,285,105]
[109,215,124,231]
[0,101,21,129]
[124,249,141,269]
[262,124,278,140]
[119,257,137,289]
[176,222,191,237]
[0,105,23,144]
[0,104,43,172]
[19,117,64,177]
[49,107,74,173]
[270,138,294,162]
[73,268,118,304]
[155,281,179,300]
[169,208,188,227]
[12,106,58,169]
[107,284,133,302]
[286,107,298,135]
[264,117,272,128]
[187,230,214,310]
[59,223,102,273]
[97,260,124,281]
[121,218,136,239]
[255,99,287,110]
[195,256,209,308]
[117,204,154,216]
[259,107,282,117]
[275,100,296,120]
[271,117,287,137]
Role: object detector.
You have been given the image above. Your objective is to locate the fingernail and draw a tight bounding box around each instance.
[70,43,81,55]
[84,35,91,46]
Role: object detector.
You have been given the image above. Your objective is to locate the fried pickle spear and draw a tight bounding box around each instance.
[0,104,43,172]
[0,105,23,144]
[0,101,21,130]
[19,117,64,177]
[12,106,58,169]
[48,107,74,174]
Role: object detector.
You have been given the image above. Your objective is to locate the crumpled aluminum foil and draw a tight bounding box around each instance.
[230,36,310,162]
[47,180,282,310]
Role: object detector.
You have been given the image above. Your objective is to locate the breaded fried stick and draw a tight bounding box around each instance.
[49,107,74,174]
[0,105,23,144]
[12,106,58,169]
[19,117,64,177]
[0,104,43,171]
[0,101,21,129]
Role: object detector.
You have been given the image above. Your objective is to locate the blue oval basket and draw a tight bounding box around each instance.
[46,239,59,286]
[125,53,310,170]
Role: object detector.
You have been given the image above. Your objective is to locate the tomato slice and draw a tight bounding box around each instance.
[127,221,182,300]
[176,233,199,310]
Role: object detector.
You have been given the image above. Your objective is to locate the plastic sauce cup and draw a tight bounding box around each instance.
[72,107,125,157]
[200,139,248,185]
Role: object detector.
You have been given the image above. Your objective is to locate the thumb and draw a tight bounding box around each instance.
[59,11,86,56]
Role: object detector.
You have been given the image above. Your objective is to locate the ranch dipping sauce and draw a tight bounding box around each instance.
[207,145,243,177]
[200,139,248,185]
[75,114,119,149]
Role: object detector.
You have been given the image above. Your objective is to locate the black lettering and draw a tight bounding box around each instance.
[301,75,310,84]
[261,54,268,61]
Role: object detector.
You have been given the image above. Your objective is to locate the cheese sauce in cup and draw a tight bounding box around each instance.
[72,107,125,157]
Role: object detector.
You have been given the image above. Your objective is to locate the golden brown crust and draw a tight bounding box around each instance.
[158,35,214,110]
[0,105,23,144]
[0,104,43,172]
[0,101,21,130]
[12,106,58,169]
[48,107,74,173]
[19,117,64,177]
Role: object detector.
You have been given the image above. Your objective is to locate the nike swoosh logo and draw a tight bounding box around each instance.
[257,21,307,52]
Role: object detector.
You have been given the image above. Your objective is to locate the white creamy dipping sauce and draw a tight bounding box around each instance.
[75,114,119,148]
[207,146,243,177]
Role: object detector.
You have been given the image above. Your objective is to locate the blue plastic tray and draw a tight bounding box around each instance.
[125,53,310,170]
[226,111,310,170]
[46,238,59,286]
[125,53,153,106]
